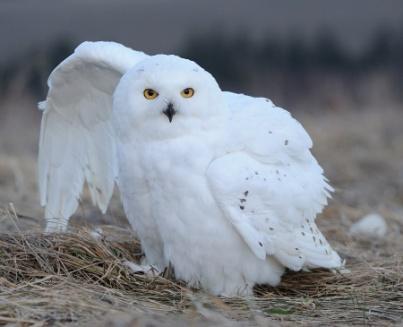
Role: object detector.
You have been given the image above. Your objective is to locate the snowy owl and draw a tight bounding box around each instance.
[38,41,342,296]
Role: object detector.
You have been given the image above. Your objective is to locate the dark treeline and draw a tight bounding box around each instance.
[0,39,74,99]
[1,29,402,110]
[181,29,403,89]
[181,29,403,109]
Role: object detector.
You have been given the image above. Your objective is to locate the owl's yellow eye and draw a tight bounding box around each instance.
[143,89,158,100]
[180,88,195,98]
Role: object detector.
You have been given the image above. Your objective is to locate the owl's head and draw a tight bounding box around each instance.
[113,55,226,140]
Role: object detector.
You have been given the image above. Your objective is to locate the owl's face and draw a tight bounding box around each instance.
[113,55,225,140]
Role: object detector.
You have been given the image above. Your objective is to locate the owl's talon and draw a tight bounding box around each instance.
[123,261,161,276]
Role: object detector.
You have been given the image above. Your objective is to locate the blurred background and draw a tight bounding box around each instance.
[1,0,402,229]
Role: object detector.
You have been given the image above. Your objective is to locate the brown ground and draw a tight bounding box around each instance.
[0,96,402,326]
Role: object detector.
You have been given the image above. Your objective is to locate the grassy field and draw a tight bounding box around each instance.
[0,97,402,326]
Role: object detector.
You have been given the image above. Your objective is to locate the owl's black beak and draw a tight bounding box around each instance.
[163,103,176,123]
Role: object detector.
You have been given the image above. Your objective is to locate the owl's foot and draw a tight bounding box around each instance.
[123,260,161,276]
[45,219,69,233]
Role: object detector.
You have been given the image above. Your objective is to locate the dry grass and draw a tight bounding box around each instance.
[0,205,402,326]
[1,98,403,325]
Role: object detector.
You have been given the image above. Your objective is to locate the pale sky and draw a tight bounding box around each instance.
[0,0,402,63]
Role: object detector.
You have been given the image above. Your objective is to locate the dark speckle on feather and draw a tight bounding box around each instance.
[240,198,246,203]
[244,191,249,197]
[240,206,245,210]
[284,139,289,146]
[259,242,263,247]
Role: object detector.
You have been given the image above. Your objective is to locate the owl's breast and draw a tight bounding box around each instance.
[118,133,221,220]
[142,136,216,205]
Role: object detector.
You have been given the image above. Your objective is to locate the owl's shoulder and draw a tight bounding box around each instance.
[222,91,313,161]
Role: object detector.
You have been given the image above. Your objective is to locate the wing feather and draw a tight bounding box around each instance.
[207,93,341,270]
[38,41,148,231]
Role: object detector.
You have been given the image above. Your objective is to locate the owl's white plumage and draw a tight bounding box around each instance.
[38,41,342,296]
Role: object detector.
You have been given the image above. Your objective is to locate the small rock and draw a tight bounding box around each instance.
[349,213,387,239]
[89,227,104,240]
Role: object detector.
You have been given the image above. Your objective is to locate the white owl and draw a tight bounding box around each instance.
[38,41,342,296]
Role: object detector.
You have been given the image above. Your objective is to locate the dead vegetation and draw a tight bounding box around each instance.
[0,98,402,325]
[0,203,402,326]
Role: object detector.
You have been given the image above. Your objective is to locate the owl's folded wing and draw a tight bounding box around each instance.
[206,93,341,270]
[38,41,147,232]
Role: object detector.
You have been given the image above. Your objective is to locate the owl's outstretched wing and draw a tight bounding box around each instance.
[206,92,341,270]
[38,41,147,232]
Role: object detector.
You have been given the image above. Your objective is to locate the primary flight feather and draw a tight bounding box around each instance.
[38,41,342,296]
